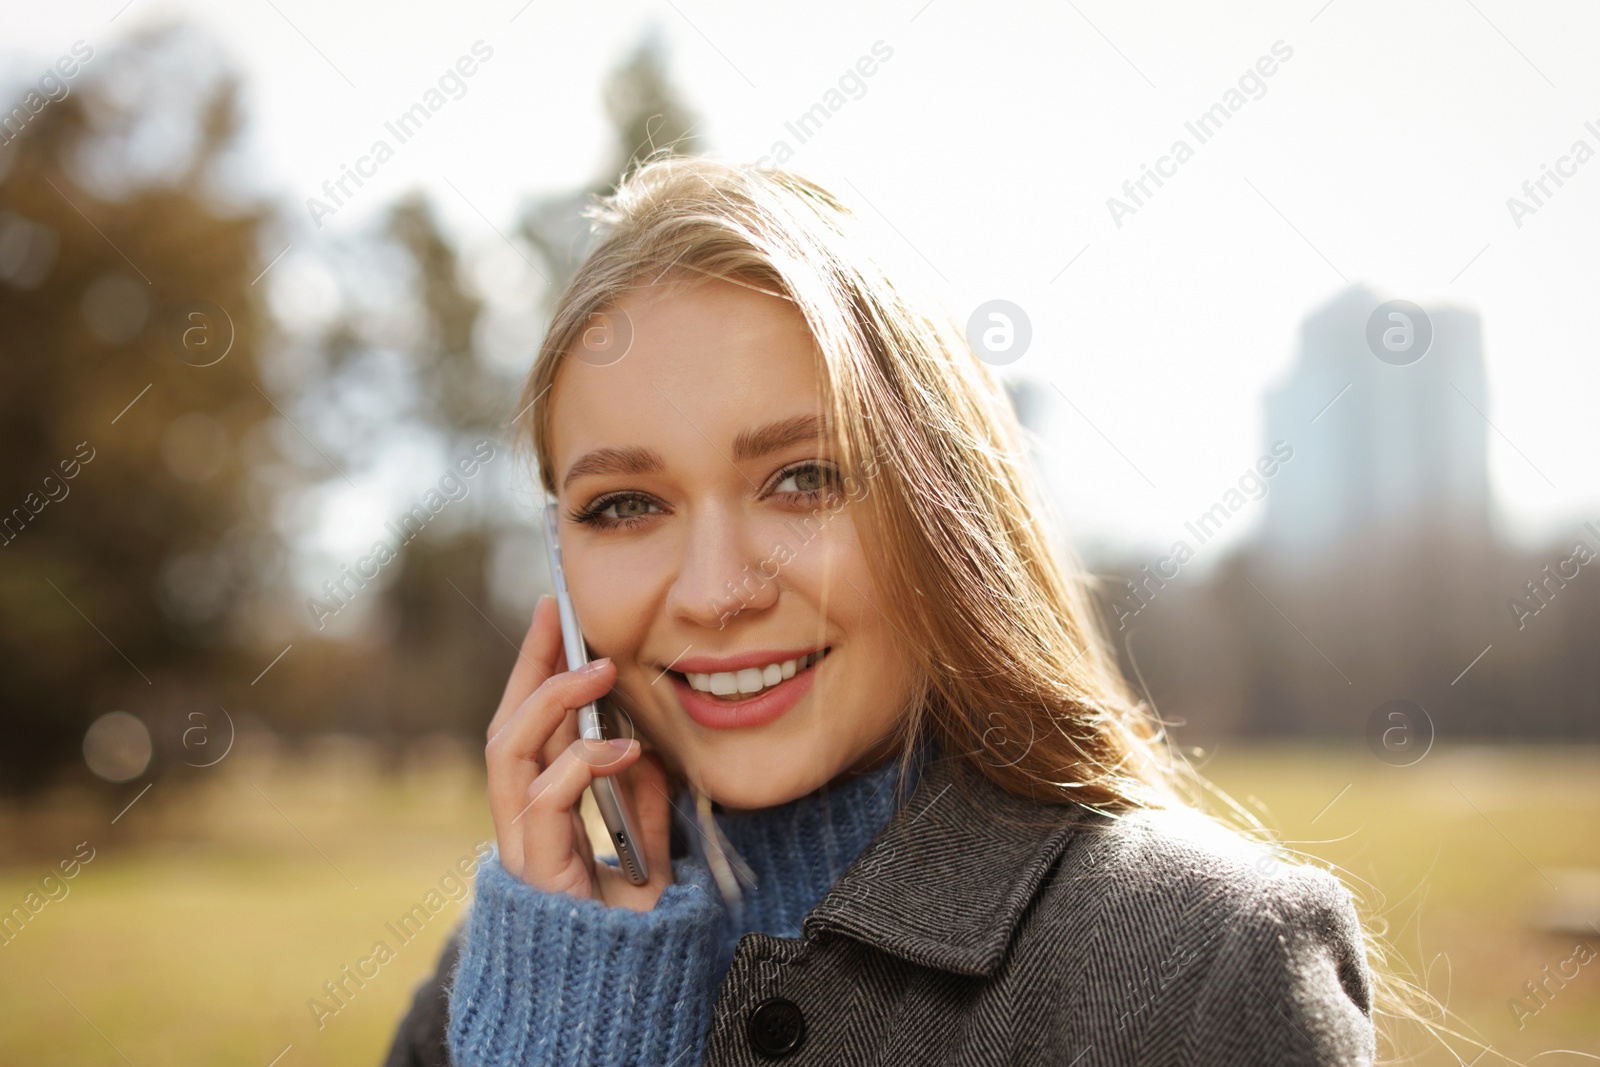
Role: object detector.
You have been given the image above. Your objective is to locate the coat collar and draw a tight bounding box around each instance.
[800,743,1093,978]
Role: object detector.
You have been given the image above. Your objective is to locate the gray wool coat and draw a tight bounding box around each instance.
[382,748,1376,1066]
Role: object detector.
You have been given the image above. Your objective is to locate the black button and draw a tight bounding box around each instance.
[747,996,806,1057]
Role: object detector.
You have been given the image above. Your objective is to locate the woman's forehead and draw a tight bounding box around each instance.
[547,281,826,462]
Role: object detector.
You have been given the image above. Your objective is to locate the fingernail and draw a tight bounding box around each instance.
[608,738,636,751]
[582,657,611,673]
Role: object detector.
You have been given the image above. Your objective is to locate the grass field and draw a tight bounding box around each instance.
[1,736,1595,1066]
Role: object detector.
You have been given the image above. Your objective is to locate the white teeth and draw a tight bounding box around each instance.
[686,650,826,697]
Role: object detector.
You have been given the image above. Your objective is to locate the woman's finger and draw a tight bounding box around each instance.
[622,749,675,891]
[571,808,593,866]
[486,659,615,878]
[486,594,564,742]
[520,736,641,894]
[540,686,583,770]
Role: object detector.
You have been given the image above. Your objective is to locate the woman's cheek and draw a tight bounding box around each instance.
[566,573,604,637]
[789,516,870,596]
[568,556,639,659]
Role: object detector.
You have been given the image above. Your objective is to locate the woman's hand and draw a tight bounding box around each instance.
[484,593,676,911]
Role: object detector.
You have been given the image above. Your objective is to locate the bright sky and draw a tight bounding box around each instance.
[9,0,1600,562]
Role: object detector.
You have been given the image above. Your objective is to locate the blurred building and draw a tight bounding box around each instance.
[1260,284,1492,560]
[1091,284,1599,742]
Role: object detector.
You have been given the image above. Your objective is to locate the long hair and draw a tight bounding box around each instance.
[519,154,1176,817]
[514,154,1456,1063]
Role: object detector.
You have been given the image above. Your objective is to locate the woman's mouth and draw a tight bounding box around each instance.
[666,647,832,729]
[683,648,829,700]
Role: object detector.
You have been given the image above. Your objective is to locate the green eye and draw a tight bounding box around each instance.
[773,461,840,499]
[573,493,661,529]
[610,497,653,520]
[779,466,826,493]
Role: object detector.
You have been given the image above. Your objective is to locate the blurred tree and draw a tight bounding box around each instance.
[520,27,702,295]
[0,22,276,792]
[3,16,1594,805]
[386,194,494,438]
[361,29,705,739]
[243,27,708,748]
[605,27,703,183]
[323,193,520,740]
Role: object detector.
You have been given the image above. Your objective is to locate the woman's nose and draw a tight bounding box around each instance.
[665,507,780,629]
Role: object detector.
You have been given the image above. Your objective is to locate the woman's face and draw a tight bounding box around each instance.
[545,278,918,810]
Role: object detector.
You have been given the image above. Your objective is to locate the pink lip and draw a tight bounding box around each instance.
[668,651,827,730]
[666,646,827,674]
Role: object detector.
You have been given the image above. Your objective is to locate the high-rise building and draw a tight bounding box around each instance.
[1260,285,1491,560]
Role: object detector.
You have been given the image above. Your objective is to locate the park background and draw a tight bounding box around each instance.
[2,1,1598,1064]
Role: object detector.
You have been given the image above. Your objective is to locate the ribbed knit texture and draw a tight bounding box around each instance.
[446,741,929,1067]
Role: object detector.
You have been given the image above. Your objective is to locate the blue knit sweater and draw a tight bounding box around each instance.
[446,743,929,1066]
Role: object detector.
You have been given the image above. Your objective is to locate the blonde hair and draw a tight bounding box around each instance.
[519,154,1176,818]
[515,154,1457,1062]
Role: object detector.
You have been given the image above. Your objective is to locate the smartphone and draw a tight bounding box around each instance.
[542,501,650,885]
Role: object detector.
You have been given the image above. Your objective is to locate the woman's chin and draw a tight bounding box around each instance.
[675,755,820,814]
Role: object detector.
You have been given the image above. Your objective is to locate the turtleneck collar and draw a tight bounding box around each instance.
[671,734,937,983]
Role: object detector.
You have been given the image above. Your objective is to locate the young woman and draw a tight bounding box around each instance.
[383,156,1377,1066]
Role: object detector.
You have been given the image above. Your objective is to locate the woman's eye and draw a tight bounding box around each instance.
[575,494,660,529]
[609,497,654,519]
[576,465,838,528]
[773,462,839,498]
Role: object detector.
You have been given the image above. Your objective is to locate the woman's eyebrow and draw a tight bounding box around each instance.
[730,413,825,462]
[561,414,826,490]
[562,445,664,490]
